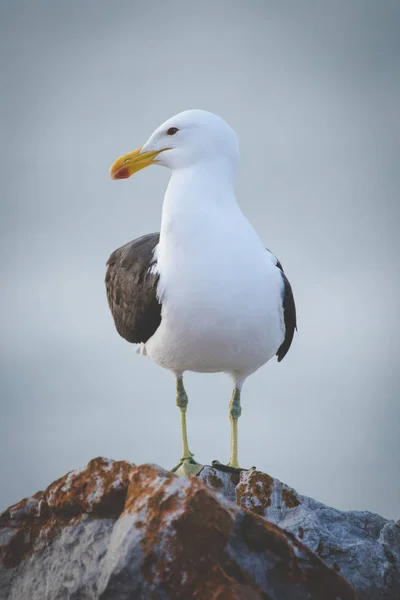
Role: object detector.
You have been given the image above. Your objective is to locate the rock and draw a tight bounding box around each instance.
[0,458,132,600]
[200,466,400,599]
[0,458,396,599]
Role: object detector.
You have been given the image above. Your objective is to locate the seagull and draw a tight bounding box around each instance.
[106,110,296,476]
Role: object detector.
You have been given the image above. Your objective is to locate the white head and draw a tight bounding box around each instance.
[110,110,239,179]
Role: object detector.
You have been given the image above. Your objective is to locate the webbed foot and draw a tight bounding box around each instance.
[211,460,253,474]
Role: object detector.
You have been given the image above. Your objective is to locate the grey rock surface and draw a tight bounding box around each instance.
[4,517,114,600]
[200,466,400,599]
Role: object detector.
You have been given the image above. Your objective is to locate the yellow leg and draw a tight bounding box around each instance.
[176,378,193,460]
[228,388,241,468]
[171,377,203,476]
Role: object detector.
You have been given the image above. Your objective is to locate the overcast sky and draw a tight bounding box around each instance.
[1,0,399,520]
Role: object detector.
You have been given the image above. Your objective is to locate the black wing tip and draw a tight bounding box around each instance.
[276,338,293,362]
[276,268,297,363]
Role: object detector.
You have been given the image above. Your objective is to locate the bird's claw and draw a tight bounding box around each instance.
[171,457,203,477]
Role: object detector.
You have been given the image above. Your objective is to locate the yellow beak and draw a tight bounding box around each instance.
[110,147,166,180]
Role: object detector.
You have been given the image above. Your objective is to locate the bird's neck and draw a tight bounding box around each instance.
[160,161,239,238]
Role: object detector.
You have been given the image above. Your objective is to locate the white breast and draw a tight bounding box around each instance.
[145,179,285,380]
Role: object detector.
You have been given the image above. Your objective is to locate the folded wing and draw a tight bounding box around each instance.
[105,233,161,344]
[266,250,297,362]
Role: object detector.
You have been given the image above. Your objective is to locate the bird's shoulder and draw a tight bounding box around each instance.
[265,247,284,271]
[106,232,160,271]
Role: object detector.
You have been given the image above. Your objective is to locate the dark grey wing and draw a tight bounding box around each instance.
[267,249,297,362]
[105,233,161,344]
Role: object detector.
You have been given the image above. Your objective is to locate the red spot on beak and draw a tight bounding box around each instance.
[113,167,130,179]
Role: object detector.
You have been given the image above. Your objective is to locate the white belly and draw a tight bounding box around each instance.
[145,230,285,379]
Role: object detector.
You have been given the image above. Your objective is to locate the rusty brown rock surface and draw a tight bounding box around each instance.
[46,457,132,518]
[0,458,391,599]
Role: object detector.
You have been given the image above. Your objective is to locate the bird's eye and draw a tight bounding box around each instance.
[167,127,179,136]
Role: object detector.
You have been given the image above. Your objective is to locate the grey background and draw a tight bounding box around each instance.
[1,1,399,519]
